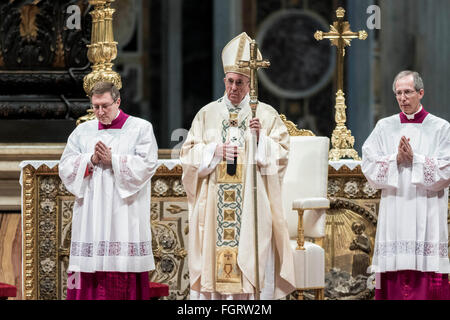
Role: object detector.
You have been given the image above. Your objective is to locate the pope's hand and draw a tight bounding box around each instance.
[215,142,238,161]
[249,118,261,142]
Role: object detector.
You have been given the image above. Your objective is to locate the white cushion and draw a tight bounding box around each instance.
[286,207,299,239]
[292,197,329,210]
[303,209,326,238]
[286,209,327,239]
[282,136,329,200]
[290,240,325,288]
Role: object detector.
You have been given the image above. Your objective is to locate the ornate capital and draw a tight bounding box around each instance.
[83,0,121,97]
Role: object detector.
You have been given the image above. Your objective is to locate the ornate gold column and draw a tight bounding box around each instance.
[78,0,122,125]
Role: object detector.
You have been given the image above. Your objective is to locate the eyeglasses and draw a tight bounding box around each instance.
[226,78,249,88]
[91,100,117,110]
[395,90,417,98]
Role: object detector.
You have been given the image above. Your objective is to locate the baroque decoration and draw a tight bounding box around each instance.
[0,0,90,70]
[324,198,377,300]
[0,0,92,119]
[22,163,189,300]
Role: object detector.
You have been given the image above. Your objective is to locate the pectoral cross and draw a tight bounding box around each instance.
[237,40,270,117]
[314,7,367,161]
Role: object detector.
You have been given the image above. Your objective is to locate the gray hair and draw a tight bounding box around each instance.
[89,82,121,101]
[392,70,424,93]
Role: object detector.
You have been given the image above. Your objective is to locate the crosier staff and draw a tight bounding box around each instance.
[238,40,270,300]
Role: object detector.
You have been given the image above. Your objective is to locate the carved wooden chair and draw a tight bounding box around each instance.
[281,115,330,300]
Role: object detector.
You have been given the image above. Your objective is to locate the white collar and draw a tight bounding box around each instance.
[403,105,422,120]
[224,93,250,111]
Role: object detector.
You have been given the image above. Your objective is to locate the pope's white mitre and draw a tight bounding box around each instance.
[222,32,262,78]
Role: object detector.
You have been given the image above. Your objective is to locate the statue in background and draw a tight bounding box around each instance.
[349,222,371,277]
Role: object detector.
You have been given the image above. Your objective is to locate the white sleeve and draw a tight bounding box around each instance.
[111,122,159,198]
[362,123,399,190]
[411,124,450,191]
[58,130,91,198]
[198,142,222,178]
[254,113,289,179]
[255,132,268,167]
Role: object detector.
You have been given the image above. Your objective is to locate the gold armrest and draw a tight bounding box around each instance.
[294,207,328,250]
[294,208,305,250]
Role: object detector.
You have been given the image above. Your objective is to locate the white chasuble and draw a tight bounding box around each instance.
[59,113,158,273]
[362,113,450,274]
[181,94,296,299]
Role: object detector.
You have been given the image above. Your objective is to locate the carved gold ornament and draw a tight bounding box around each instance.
[78,0,122,125]
[280,114,315,136]
[83,0,121,95]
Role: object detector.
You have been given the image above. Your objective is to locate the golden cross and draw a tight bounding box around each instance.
[314,7,367,161]
[237,40,270,117]
[314,7,367,91]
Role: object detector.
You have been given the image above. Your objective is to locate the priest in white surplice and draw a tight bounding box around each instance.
[59,82,158,300]
[362,71,450,300]
[180,32,296,300]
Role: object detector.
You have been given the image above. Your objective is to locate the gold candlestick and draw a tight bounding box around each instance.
[78,0,122,125]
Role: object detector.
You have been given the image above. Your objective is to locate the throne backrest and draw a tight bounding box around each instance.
[282,136,330,239]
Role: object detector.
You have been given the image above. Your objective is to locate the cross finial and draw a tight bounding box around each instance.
[314,7,367,91]
[237,40,270,116]
[336,7,345,18]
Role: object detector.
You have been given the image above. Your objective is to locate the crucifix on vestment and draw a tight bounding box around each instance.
[314,7,367,161]
[237,40,270,300]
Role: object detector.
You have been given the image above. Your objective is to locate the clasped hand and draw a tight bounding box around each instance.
[215,142,238,161]
[91,141,112,166]
[397,136,413,166]
[214,118,262,161]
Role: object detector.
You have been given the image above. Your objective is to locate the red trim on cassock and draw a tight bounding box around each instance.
[0,282,17,298]
[399,107,429,124]
[84,165,92,178]
[98,110,130,130]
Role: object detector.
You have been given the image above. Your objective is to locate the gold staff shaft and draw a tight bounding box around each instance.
[238,40,270,300]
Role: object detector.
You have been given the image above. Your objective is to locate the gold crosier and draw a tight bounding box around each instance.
[77,0,122,125]
[314,7,367,161]
[237,40,270,300]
